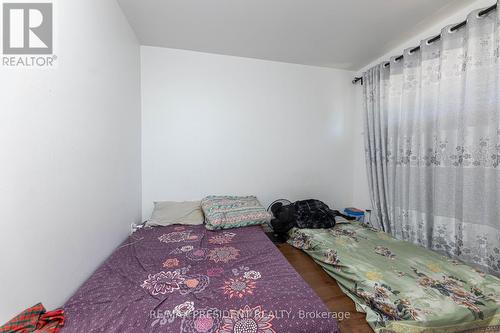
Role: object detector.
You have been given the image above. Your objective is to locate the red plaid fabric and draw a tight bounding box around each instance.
[0,303,64,333]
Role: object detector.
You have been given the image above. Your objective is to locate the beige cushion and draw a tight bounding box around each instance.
[148,201,204,226]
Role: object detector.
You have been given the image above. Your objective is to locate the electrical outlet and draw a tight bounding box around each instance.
[131,222,146,234]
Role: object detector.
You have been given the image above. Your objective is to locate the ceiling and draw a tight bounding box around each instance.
[118,0,477,71]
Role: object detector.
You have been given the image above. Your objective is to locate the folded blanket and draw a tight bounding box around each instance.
[0,303,64,333]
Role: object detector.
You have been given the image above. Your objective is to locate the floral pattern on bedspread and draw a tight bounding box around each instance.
[62,224,338,333]
[288,222,500,333]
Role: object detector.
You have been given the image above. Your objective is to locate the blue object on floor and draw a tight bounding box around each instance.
[344,207,365,221]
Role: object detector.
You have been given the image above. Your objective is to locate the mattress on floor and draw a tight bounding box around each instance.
[288,222,500,333]
[62,224,339,333]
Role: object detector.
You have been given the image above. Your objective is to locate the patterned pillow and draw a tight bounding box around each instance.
[201,195,272,230]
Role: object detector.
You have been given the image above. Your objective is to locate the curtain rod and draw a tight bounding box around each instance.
[352,3,497,85]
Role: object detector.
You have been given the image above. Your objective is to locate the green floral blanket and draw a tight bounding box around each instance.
[288,222,500,333]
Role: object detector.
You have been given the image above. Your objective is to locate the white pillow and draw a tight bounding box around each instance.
[148,201,204,226]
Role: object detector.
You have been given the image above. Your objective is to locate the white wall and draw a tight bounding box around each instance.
[350,0,497,210]
[141,46,357,219]
[0,0,141,323]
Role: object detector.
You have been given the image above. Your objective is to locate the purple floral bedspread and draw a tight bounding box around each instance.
[62,225,338,333]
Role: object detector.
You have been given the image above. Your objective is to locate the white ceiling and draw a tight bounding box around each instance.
[118,0,477,71]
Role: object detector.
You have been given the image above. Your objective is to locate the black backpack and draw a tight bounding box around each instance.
[270,202,297,234]
[269,199,355,237]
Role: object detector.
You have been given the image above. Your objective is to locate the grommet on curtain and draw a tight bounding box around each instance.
[425,35,439,46]
[390,56,400,64]
[406,47,417,56]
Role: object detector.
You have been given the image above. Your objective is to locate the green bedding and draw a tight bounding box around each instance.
[288,222,500,333]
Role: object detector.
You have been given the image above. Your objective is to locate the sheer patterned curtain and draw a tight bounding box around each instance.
[363,2,500,275]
